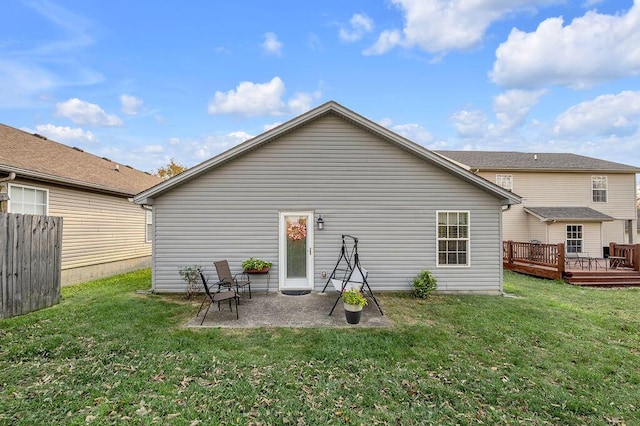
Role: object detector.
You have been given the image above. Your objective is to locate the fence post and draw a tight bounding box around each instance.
[507,240,513,264]
[558,243,565,278]
[634,244,640,272]
[609,242,616,257]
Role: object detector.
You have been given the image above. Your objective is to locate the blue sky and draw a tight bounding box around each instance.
[2,0,640,175]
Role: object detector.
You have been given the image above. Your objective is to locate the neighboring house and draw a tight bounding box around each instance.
[0,124,163,285]
[436,151,640,258]
[134,101,520,295]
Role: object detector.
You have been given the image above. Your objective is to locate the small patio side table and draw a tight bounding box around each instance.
[245,269,271,293]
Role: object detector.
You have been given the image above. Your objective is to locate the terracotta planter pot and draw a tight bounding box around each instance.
[344,302,363,324]
[244,267,270,274]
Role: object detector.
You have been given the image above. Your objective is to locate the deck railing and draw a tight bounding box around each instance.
[503,241,640,280]
[503,241,565,280]
[609,243,640,271]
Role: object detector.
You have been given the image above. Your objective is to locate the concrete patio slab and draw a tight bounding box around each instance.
[185,291,393,328]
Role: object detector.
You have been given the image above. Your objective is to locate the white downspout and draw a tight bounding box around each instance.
[0,172,16,212]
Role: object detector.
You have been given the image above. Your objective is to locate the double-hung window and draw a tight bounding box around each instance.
[591,176,607,203]
[496,174,513,191]
[8,184,48,215]
[437,211,469,266]
[566,225,583,253]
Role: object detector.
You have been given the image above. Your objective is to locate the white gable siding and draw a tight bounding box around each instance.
[548,222,602,256]
[152,114,504,293]
[478,171,635,246]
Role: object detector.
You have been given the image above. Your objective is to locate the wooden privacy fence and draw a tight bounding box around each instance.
[1,213,63,319]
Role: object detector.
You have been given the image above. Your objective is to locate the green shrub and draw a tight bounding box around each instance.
[178,265,201,299]
[412,270,437,299]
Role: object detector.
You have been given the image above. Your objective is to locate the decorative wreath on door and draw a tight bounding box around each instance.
[287,221,307,241]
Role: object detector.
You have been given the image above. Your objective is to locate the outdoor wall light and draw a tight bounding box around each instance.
[317,215,325,230]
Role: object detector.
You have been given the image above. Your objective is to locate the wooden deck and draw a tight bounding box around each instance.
[503,241,640,287]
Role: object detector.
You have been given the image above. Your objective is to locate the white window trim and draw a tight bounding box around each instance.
[591,175,607,203]
[7,183,49,215]
[496,174,513,191]
[566,224,584,253]
[145,208,153,243]
[436,210,471,268]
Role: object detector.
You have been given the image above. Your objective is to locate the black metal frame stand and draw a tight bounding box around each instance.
[321,234,384,316]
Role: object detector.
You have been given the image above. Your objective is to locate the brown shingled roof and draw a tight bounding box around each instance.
[0,123,163,196]
[435,150,640,172]
[524,206,614,222]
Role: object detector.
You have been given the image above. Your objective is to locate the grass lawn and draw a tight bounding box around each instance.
[1,269,639,425]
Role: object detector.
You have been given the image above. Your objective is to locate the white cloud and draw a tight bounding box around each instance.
[489,89,547,135]
[27,0,94,55]
[288,91,322,115]
[378,118,393,127]
[365,0,554,55]
[363,30,403,56]
[0,2,103,108]
[554,91,640,137]
[56,98,122,126]
[34,124,96,143]
[391,123,434,144]
[208,77,285,116]
[0,60,57,108]
[262,32,283,56]
[208,77,321,116]
[263,122,283,132]
[450,110,488,138]
[491,3,640,88]
[339,13,374,42]
[448,90,545,139]
[120,94,143,115]
[380,118,434,144]
[188,132,253,161]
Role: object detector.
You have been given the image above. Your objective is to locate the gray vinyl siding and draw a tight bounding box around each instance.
[152,114,504,293]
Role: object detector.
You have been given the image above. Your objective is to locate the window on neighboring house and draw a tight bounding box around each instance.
[566,225,583,253]
[8,184,48,215]
[145,209,153,242]
[496,174,513,191]
[437,211,469,266]
[591,176,607,203]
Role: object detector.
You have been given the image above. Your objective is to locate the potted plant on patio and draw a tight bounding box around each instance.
[241,257,272,274]
[342,288,368,324]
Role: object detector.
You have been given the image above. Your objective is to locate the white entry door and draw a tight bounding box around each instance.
[279,212,314,291]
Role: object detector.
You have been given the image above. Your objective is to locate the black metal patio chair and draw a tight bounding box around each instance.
[214,260,252,299]
[196,268,239,324]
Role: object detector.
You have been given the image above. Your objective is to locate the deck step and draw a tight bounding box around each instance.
[567,275,640,282]
[567,281,640,287]
[564,269,640,287]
